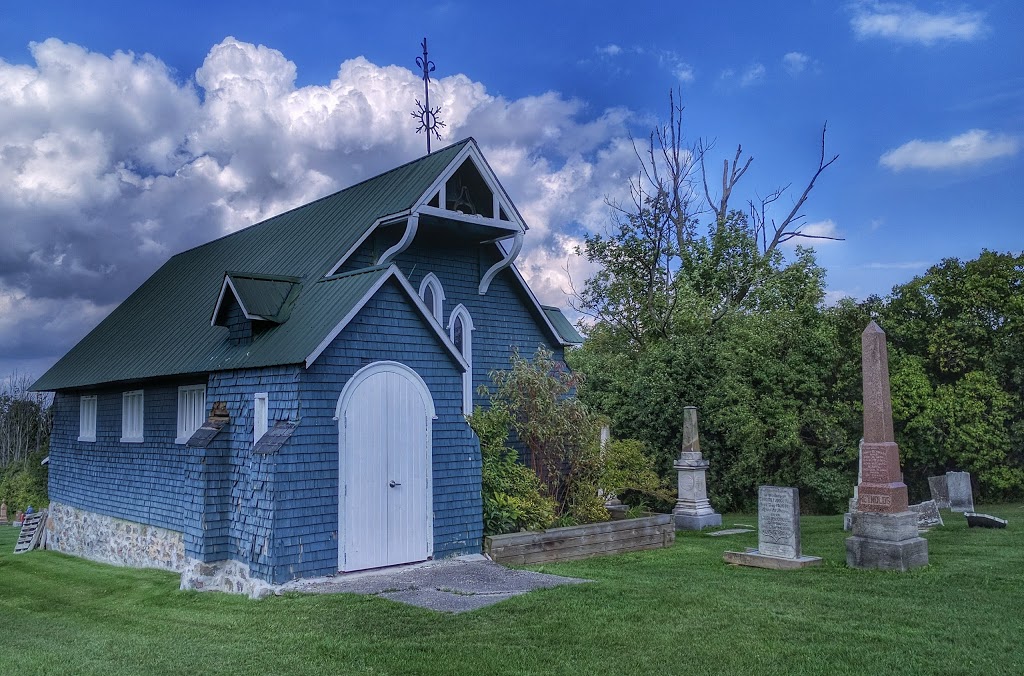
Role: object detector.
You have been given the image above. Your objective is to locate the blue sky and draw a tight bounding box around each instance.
[1,1,1021,380]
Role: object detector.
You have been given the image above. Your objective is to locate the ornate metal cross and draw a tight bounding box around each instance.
[412,37,445,153]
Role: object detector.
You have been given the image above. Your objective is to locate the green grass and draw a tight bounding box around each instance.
[1,507,1022,675]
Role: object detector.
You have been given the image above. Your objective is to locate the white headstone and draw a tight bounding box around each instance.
[758,486,801,559]
[946,471,974,513]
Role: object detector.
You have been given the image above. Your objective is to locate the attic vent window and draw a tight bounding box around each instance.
[445,159,493,218]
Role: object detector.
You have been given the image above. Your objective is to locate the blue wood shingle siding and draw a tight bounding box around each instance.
[49,381,204,537]
[289,278,480,582]
[51,278,482,584]
[339,230,565,392]
[202,365,302,580]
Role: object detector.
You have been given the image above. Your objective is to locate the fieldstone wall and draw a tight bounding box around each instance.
[180,558,275,599]
[45,501,185,571]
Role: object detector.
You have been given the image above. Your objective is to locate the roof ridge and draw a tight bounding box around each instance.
[226,271,303,283]
[170,138,476,260]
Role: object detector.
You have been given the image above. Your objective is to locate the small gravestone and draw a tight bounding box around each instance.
[965,513,1007,529]
[909,500,943,529]
[0,502,7,525]
[946,472,974,513]
[723,486,822,569]
[928,475,951,509]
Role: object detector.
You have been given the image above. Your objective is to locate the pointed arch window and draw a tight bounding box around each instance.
[418,272,446,322]
[448,304,474,416]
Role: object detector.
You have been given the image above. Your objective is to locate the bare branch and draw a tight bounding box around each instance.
[764,122,839,254]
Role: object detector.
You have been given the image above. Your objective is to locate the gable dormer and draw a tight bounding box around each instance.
[211,272,302,344]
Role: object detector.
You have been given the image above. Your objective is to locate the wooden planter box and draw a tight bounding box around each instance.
[484,514,675,565]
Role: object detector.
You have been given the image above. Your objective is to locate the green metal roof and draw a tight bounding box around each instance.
[541,306,584,345]
[33,140,472,391]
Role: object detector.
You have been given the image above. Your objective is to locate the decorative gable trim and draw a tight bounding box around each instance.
[324,210,412,278]
[304,265,470,372]
[479,231,523,295]
[324,140,527,278]
[411,140,528,231]
[211,275,253,325]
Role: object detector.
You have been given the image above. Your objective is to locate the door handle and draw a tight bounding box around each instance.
[389,480,401,488]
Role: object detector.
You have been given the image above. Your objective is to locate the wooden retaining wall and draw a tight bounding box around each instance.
[484,514,675,565]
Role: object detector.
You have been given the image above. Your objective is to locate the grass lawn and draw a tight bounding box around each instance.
[1,506,1022,675]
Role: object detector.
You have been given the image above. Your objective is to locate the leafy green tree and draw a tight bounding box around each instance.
[468,405,556,536]
[482,347,606,524]
[569,93,849,512]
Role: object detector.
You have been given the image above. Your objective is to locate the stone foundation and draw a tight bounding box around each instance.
[45,502,186,571]
[180,558,275,599]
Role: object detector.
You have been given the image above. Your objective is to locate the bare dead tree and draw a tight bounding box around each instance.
[572,90,840,341]
[703,122,841,256]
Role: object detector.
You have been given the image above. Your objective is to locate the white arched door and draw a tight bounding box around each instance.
[337,361,434,572]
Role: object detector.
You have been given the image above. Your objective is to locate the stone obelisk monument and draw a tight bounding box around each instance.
[673,407,722,530]
[846,321,928,571]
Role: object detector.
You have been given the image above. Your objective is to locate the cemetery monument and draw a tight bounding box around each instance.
[846,321,928,571]
[673,407,722,530]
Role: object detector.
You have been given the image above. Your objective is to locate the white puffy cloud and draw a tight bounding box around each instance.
[850,2,987,45]
[880,129,1019,170]
[0,37,638,376]
[782,52,810,76]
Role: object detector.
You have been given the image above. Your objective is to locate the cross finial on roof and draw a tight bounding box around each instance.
[412,37,445,154]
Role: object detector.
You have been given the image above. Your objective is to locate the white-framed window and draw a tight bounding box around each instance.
[121,390,144,443]
[78,395,97,443]
[418,272,446,321]
[448,304,474,416]
[254,393,269,446]
[176,384,206,444]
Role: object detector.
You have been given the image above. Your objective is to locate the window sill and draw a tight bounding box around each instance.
[77,436,96,443]
[120,437,144,444]
[175,436,191,445]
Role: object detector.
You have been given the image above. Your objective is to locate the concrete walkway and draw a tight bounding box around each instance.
[279,555,590,613]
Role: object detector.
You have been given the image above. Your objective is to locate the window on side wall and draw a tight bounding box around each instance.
[79,395,97,442]
[121,390,144,443]
[254,393,269,445]
[447,304,474,416]
[418,272,446,322]
[176,384,206,444]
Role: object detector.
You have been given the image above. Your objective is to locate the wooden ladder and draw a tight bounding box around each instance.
[14,511,46,554]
